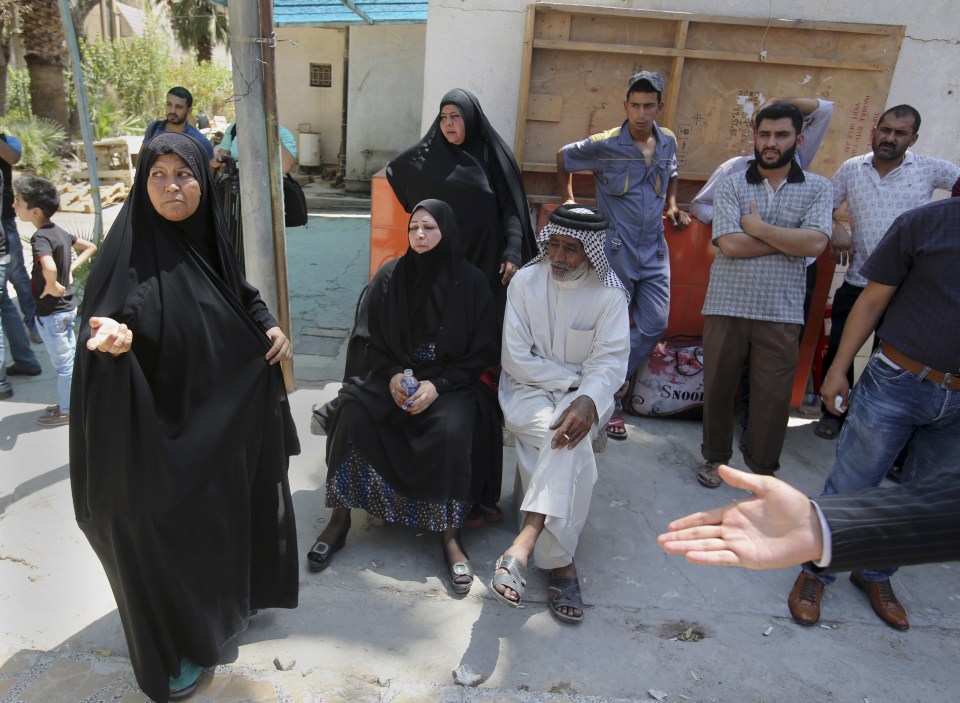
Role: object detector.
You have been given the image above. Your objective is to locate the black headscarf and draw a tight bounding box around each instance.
[70,133,298,703]
[392,199,461,351]
[386,89,536,312]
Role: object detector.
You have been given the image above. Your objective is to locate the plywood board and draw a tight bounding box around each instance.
[527,93,564,122]
[516,3,905,199]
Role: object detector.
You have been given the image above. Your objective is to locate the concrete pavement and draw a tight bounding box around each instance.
[2,201,959,702]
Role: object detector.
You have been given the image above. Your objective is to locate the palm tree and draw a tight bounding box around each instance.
[19,0,69,129]
[0,0,23,115]
[160,0,228,63]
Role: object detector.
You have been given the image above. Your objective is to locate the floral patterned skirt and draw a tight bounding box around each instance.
[326,445,470,531]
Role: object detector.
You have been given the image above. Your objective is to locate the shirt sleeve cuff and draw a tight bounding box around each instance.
[810,500,832,568]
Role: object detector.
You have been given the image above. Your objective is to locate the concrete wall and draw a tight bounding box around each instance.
[423,0,960,162]
[274,26,347,169]
[345,23,427,191]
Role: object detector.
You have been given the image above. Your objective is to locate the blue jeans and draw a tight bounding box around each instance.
[2,217,41,371]
[1,287,41,372]
[806,350,960,584]
[0,253,10,394]
[4,217,38,327]
[36,309,77,413]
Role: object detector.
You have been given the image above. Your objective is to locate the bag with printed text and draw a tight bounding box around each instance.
[629,336,704,418]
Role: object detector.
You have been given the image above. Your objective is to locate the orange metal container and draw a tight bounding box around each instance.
[369,169,409,278]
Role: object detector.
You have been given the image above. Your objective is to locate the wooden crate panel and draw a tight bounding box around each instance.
[566,13,677,48]
[534,10,570,40]
[522,49,674,166]
[672,60,890,178]
[516,3,904,195]
[684,22,899,66]
[527,93,564,122]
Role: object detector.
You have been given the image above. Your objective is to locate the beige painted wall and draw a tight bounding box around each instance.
[274,26,347,168]
[345,23,427,188]
[423,0,960,163]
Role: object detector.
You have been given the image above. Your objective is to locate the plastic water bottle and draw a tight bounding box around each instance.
[400,369,419,408]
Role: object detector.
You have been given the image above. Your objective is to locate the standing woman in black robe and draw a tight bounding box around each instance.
[386,88,536,323]
[306,199,500,594]
[70,133,300,702]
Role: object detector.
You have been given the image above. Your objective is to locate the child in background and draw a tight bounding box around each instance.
[13,176,96,426]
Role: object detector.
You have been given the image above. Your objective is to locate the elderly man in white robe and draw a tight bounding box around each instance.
[491,204,629,624]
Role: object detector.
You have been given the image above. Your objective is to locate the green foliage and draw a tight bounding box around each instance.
[90,97,146,141]
[80,27,171,123]
[7,11,233,142]
[164,59,235,120]
[0,116,66,179]
[6,68,31,121]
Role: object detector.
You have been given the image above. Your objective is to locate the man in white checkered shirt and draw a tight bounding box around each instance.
[812,104,960,441]
[697,103,833,489]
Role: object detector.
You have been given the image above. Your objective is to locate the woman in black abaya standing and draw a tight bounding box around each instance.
[386,88,536,324]
[70,133,299,702]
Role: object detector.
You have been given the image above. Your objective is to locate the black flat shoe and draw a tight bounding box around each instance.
[307,534,346,572]
[6,364,41,377]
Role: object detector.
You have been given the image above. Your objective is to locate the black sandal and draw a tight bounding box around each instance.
[548,576,584,624]
[813,414,842,440]
[307,533,346,572]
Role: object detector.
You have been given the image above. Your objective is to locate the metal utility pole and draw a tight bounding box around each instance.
[226,0,294,391]
[57,0,103,245]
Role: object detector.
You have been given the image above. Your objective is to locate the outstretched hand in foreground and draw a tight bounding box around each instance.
[657,465,823,570]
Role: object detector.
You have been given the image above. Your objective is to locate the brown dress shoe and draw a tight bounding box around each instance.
[850,570,909,630]
[788,571,824,625]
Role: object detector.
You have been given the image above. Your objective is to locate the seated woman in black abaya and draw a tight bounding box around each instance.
[71,133,299,702]
[307,199,501,594]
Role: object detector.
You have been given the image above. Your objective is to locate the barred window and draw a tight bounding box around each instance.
[310,63,332,88]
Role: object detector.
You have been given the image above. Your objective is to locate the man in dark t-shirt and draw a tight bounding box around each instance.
[787,196,960,631]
